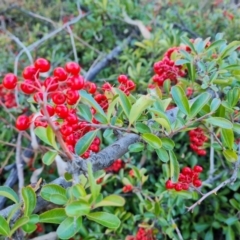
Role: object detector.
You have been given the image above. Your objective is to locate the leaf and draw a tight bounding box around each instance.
[129,95,155,124]
[171,86,190,115]
[233,123,240,134]
[86,212,121,229]
[42,150,58,165]
[80,90,107,123]
[218,41,240,59]
[153,117,171,132]
[94,195,125,208]
[175,59,190,65]
[221,129,234,149]
[34,126,58,149]
[10,216,29,236]
[22,223,36,233]
[135,122,151,133]
[223,150,238,162]
[161,138,175,150]
[39,208,67,224]
[0,186,19,204]
[114,88,131,117]
[87,162,101,202]
[65,200,91,217]
[78,104,92,122]
[226,88,240,107]
[190,92,211,118]
[46,125,58,149]
[142,133,162,149]
[40,184,67,204]
[169,150,179,182]
[0,216,10,237]
[75,130,98,156]
[22,187,36,216]
[181,36,197,53]
[205,117,233,129]
[50,194,68,205]
[156,149,169,162]
[205,39,226,53]
[57,217,82,239]
[71,184,87,198]
[210,98,221,112]
[128,142,145,152]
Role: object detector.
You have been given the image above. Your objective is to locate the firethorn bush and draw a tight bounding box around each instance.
[1,1,240,240]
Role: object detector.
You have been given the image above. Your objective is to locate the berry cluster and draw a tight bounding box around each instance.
[128,228,155,240]
[0,83,16,108]
[122,184,133,193]
[165,165,203,191]
[189,128,208,156]
[152,46,186,87]
[105,159,125,173]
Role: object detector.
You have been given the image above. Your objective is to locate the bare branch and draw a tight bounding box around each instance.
[16,132,24,192]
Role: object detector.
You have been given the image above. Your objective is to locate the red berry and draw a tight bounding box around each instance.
[33,92,43,102]
[65,134,75,145]
[40,105,55,117]
[174,183,182,191]
[181,183,189,190]
[34,58,50,72]
[165,180,175,189]
[60,123,73,136]
[126,80,135,91]
[178,173,186,182]
[44,77,58,91]
[3,73,18,89]
[85,82,97,94]
[16,115,30,131]
[93,137,101,145]
[118,75,128,84]
[22,66,38,80]
[67,75,84,90]
[55,105,69,118]
[65,62,80,75]
[102,82,112,91]
[53,67,68,81]
[90,144,99,153]
[34,116,48,128]
[193,165,203,173]
[193,179,202,187]
[20,80,36,94]
[66,113,78,124]
[66,89,80,105]
[52,92,66,105]
[182,167,192,175]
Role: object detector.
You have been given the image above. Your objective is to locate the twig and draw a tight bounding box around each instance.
[171,218,183,240]
[16,133,24,193]
[66,25,78,63]
[209,125,215,179]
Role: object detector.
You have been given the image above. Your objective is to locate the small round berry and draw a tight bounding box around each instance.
[16,115,30,131]
[193,165,203,173]
[118,75,128,84]
[33,92,43,102]
[40,105,55,117]
[165,180,175,189]
[20,81,36,94]
[3,73,18,89]
[60,123,73,136]
[34,116,48,128]
[67,75,84,90]
[193,179,202,187]
[52,92,66,105]
[44,77,58,92]
[65,134,75,145]
[174,183,183,191]
[66,89,80,105]
[34,58,51,72]
[66,113,78,124]
[55,105,69,118]
[85,82,97,94]
[102,82,112,91]
[181,183,189,190]
[53,67,68,81]
[182,167,192,175]
[126,80,135,91]
[65,62,80,75]
[22,66,38,80]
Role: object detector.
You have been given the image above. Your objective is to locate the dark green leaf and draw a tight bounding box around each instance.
[135,122,151,133]
[78,104,92,122]
[114,88,131,117]
[156,149,169,162]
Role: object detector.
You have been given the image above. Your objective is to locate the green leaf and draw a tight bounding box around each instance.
[40,184,67,204]
[10,216,29,235]
[50,194,68,205]
[221,129,234,149]
[22,223,36,233]
[87,162,101,202]
[0,216,10,237]
[161,138,175,150]
[65,200,91,217]
[154,118,171,132]
[229,199,240,210]
[128,142,145,152]
[129,95,154,124]
[223,149,238,162]
[71,184,87,198]
[86,212,121,229]
[169,150,179,182]
[57,217,82,239]
[205,117,233,129]
[210,98,221,112]
[156,148,169,162]
[114,88,131,117]
[171,86,190,115]
[135,122,151,133]
[34,126,58,149]
[226,88,240,107]
[226,226,235,240]
[94,195,125,208]
[218,41,240,59]
[181,36,197,53]
[0,186,19,204]
[205,39,226,53]
[22,187,36,216]
[78,104,92,122]
[80,90,107,122]
[39,208,67,224]
[142,133,162,149]
[190,92,211,118]
[42,150,58,165]
[233,123,240,134]
[75,130,98,156]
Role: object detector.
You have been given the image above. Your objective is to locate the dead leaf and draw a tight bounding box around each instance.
[30,167,44,184]
[55,155,68,176]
